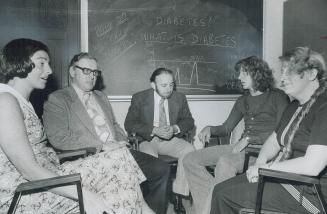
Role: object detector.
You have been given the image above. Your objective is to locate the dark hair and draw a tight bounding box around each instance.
[69,52,97,68]
[150,67,174,82]
[235,56,274,92]
[279,47,326,81]
[0,38,49,83]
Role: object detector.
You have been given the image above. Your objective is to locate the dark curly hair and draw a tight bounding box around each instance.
[235,56,274,92]
[0,38,49,83]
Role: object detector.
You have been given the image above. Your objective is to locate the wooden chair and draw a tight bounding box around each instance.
[251,168,327,214]
[128,132,194,214]
[8,173,85,214]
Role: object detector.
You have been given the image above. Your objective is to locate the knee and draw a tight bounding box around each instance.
[156,159,171,178]
[215,156,236,175]
[181,144,196,158]
[182,151,196,169]
[215,156,235,170]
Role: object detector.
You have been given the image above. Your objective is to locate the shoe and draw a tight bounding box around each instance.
[172,194,186,214]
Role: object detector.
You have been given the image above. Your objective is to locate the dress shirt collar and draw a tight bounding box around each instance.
[154,90,163,103]
[72,83,93,105]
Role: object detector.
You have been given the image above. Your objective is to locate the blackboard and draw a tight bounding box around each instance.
[89,0,262,95]
[283,0,327,61]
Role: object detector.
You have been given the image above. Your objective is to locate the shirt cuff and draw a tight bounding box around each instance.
[173,125,180,134]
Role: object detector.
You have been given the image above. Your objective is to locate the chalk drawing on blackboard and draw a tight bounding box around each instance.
[89,0,262,95]
[149,59,217,92]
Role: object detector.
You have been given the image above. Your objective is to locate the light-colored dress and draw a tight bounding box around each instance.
[0,84,146,214]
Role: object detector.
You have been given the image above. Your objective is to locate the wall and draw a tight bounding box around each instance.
[81,0,286,149]
[110,97,236,149]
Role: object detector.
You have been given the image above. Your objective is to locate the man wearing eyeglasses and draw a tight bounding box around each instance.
[43,52,171,214]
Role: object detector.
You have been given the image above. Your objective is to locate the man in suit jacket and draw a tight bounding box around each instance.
[43,53,170,214]
[124,67,195,211]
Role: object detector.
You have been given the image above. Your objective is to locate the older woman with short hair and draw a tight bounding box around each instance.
[210,47,327,214]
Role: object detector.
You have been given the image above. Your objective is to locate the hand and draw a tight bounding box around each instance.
[83,190,109,214]
[246,165,259,183]
[198,126,211,144]
[153,126,174,140]
[232,137,249,153]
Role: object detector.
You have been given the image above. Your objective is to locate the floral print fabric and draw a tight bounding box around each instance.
[0,84,146,214]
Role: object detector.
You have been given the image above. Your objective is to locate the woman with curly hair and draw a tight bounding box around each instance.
[210,47,327,214]
[183,56,290,214]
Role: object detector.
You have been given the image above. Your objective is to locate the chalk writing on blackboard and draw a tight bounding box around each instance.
[89,0,262,95]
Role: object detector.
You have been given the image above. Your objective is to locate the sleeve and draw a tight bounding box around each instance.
[174,94,194,138]
[210,97,243,137]
[310,102,327,146]
[43,93,102,151]
[124,94,154,141]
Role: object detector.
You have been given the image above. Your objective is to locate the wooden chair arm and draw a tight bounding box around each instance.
[204,134,231,147]
[127,133,141,150]
[15,173,82,193]
[258,168,320,185]
[245,144,261,156]
[56,147,97,164]
[9,173,85,214]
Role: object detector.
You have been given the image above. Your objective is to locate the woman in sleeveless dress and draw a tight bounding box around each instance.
[0,38,154,214]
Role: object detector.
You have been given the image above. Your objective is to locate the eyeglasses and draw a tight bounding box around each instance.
[74,65,101,77]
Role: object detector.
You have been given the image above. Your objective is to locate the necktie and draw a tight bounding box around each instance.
[159,98,167,127]
[83,93,111,142]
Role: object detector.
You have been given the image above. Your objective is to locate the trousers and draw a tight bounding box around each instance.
[130,149,171,214]
[139,136,195,196]
[210,174,322,214]
[183,144,245,214]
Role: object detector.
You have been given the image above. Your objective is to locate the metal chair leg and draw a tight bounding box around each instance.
[314,184,327,214]
[255,175,265,214]
[243,154,250,173]
[7,192,22,214]
[76,180,85,214]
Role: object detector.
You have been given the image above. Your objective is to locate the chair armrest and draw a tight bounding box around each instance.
[127,133,142,150]
[9,174,85,214]
[204,134,231,148]
[258,168,320,185]
[15,173,82,193]
[57,147,97,164]
[245,144,261,156]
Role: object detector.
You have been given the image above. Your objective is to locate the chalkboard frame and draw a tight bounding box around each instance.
[83,0,264,101]
[108,94,241,102]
